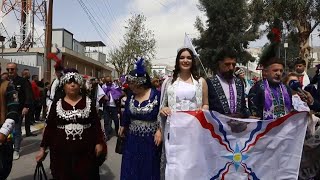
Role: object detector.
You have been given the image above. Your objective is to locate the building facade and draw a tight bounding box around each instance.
[151,64,173,78]
[2,28,114,81]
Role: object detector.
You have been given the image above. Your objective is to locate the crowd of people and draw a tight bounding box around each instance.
[0,45,320,179]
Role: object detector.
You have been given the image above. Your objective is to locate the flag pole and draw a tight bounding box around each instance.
[197,56,208,78]
[184,33,208,78]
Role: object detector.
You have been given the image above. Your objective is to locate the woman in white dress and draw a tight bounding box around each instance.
[159,47,209,179]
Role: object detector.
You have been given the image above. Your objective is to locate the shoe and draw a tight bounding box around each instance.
[26,133,37,137]
[13,151,20,160]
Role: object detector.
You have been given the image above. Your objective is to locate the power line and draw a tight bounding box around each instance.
[84,0,120,44]
[77,0,113,48]
[76,0,117,48]
[153,0,170,9]
[100,0,125,38]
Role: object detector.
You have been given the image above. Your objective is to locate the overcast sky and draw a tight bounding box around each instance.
[3,0,320,66]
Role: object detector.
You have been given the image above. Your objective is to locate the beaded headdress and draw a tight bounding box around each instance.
[126,57,147,85]
[60,71,84,87]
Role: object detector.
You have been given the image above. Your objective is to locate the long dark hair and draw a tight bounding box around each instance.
[172,48,199,84]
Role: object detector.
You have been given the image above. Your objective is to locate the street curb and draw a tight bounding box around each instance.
[21,122,45,138]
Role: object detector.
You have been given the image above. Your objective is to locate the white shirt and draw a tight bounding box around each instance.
[108,93,116,107]
[301,71,310,89]
[292,94,310,112]
[216,75,237,108]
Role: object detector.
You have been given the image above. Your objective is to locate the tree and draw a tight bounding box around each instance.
[108,14,156,76]
[249,0,320,67]
[194,0,259,73]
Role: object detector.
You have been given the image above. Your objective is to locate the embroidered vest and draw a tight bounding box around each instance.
[0,80,9,125]
[209,76,243,114]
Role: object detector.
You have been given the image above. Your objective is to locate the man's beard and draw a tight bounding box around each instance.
[221,71,234,80]
[296,69,304,74]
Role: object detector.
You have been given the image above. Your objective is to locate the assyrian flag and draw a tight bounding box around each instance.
[184,33,199,57]
[165,111,308,180]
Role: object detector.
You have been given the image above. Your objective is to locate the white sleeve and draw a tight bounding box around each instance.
[0,119,15,136]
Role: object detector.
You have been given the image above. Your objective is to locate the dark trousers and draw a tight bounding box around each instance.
[25,111,33,135]
[34,100,42,122]
[103,106,119,137]
[0,141,13,179]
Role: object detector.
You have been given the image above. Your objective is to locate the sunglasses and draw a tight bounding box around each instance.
[6,68,15,71]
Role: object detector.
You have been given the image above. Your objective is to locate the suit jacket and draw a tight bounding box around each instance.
[206,76,250,118]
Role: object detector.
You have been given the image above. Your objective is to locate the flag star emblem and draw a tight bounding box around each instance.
[222,143,249,171]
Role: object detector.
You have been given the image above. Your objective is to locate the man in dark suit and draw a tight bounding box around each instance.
[206,47,250,118]
[6,63,33,160]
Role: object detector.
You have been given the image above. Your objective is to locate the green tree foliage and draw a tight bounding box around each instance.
[108,14,156,76]
[249,0,320,67]
[193,0,259,72]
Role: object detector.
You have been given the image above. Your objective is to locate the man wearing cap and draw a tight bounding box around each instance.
[248,55,293,120]
[0,65,19,178]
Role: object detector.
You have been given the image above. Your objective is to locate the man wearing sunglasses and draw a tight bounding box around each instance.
[6,63,33,160]
[0,65,19,179]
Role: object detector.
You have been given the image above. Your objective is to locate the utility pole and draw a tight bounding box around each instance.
[31,0,35,47]
[44,0,53,82]
[21,0,27,42]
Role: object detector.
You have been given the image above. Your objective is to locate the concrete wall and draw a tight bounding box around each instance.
[85,52,106,64]
[63,31,73,50]
[52,30,63,48]
[2,53,44,67]
[73,40,85,54]
[63,56,111,78]
[0,58,40,79]
[52,29,73,50]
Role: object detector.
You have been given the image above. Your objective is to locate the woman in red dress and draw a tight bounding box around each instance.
[36,69,107,180]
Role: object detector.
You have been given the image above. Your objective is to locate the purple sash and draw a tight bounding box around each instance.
[263,80,291,120]
[229,82,236,113]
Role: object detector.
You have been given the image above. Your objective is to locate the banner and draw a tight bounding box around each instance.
[165,111,308,180]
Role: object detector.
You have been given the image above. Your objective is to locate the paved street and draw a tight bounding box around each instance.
[8,126,122,180]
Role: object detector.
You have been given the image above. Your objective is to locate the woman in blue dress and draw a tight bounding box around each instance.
[118,58,162,180]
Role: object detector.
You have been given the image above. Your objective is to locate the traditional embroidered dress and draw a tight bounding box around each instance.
[248,80,292,120]
[159,76,203,180]
[206,75,250,117]
[40,96,106,180]
[120,88,161,180]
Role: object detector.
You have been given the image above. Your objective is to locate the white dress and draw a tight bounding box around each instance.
[160,77,203,180]
[174,81,198,111]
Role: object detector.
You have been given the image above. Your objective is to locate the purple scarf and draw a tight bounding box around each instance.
[263,80,291,120]
[102,84,122,100]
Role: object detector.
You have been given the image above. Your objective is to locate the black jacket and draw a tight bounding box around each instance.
[0,79,19,124]
[10,75,33,111]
